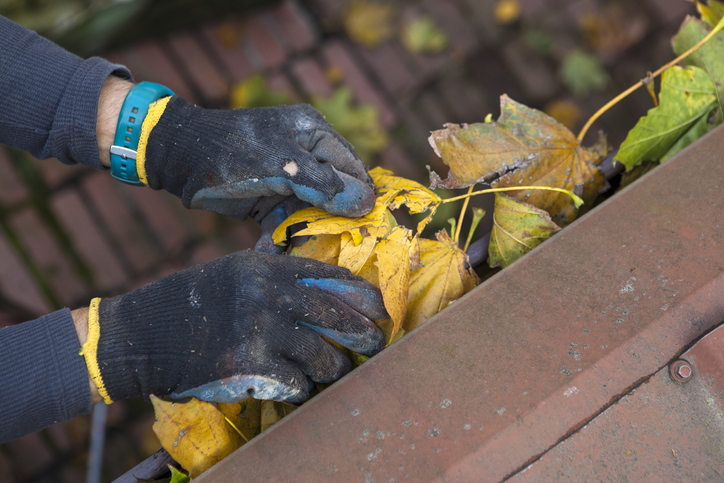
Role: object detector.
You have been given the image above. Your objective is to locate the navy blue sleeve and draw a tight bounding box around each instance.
[0,309,93,443]
[0,15,132,169]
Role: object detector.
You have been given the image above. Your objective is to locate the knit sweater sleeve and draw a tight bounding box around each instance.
[0,309,93,443]
[0,15,132,169]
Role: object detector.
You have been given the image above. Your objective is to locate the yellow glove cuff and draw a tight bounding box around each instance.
[136,96,172,186]
[81,297,113,404]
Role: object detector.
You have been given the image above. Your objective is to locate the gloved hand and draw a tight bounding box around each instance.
[136,96,375,221]
[81,251,387,404]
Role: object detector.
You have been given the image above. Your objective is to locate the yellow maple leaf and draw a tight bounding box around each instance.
[151,396,244,478]
[369,167,442,214]
[374,226,418,338]
[338,231,377,275]
[260,400,297,433]
[404,230,479,332]
[290,234,342,265]
[273,203,391,246]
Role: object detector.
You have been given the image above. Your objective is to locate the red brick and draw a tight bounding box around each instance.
[126,41,198,104]
[51,190,129,292]
[270,0,318,52]
[455,0,503,45]
[4,432,55,478]
[379,142,426,184]
[200,22,255,82]
[501,37,560,101]
[0,147,28,204]
[291,57,333,97]
[245,13,288,68]
[191,240,228,265]
[437,75,492,123]
[11,208,89,306]
[415,91,452,131]
[0,233,51,315]
[643,0,695,25]
[355,42,415,95]
[322,40,397,127]
[29,156,88,189]
[421,0,480,56]
[166,32,230,104]
[130,188,191,256]
[268,72,302,103]
[184,208,219,239]
[81,172,159,274]
[308,0,345,22]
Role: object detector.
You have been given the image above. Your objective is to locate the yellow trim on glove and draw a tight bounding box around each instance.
[136,96,172,186]
[82,297,113,404]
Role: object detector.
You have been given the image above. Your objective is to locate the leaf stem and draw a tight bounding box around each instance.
[224,416,249,443]
[463,208,485,252]
[577,16,724,143]
[454,186,474,243]
[441,186,584,207]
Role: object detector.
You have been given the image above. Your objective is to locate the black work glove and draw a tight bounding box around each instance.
[140,96,375,221]
[81,251,387,404]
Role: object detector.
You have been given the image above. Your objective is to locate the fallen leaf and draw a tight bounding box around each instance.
[260,400,297,433]
[696,1,724,27]
[544,99,583,131]
[615,65,717,171]
[401,16,449,54]
[494,0,521,25]
[428,95,607,226]
[260,400,281,433]
[273,202,391,246]
[660,105,721,162]
[404,230,478,332]
[290,234,342,265]
[559,50,610,97]
[169,466,191,483]
[217,399,262,443]
[151,396,243,478]
[343,0,396,48]
[375,226,416,338]
[488,194,560,268]
[339,231,377,275]
[370,167,442,214]
[311,88,389,161]
[672,15,724,114]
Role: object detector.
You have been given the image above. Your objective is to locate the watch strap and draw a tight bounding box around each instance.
[110,81,174,186]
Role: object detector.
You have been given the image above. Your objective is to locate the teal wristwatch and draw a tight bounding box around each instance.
[110,81,174,186]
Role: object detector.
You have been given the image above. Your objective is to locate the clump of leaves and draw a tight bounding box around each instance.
[155,7,724,478]
[494,0,522,25]
[311,87,389,161]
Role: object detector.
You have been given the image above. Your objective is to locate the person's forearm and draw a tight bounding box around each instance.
[0,15,132,168]
[71,306,102,404]
[97,76,134,168]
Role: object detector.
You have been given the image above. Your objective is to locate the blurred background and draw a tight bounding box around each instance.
[0,0,694,481]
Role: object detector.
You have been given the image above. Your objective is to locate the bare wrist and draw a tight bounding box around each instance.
[97,76,134,168]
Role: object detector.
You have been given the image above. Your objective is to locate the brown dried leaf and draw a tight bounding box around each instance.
[428,95,607,226]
